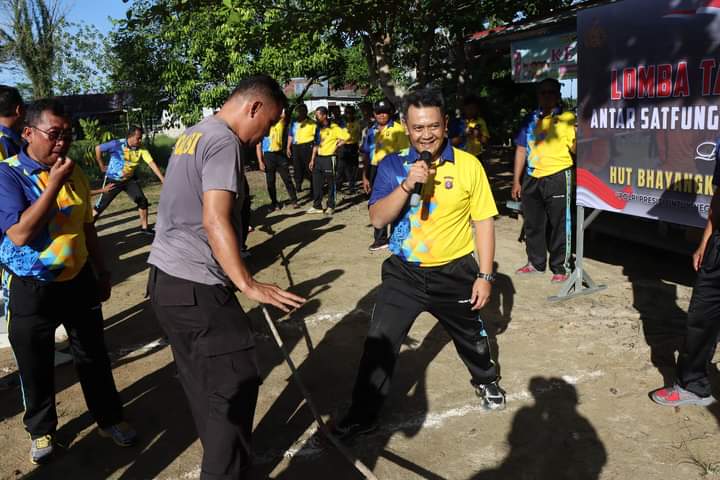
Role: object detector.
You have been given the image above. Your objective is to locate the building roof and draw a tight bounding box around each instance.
[54,92,134,119]
[467,0,616,54]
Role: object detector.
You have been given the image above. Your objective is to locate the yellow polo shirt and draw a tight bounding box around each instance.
[516,109,576,178]
[344,120,362,145]
[290,119,317,145]
[315,123,350,156]
[371,121,410,166]
[267,120,284,152]
[369,143,498,267]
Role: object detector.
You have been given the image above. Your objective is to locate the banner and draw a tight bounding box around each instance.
[577,0,720,227]
[511,32,577,83]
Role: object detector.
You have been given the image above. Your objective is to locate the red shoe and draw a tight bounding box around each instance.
[551,273,569,283]
[515,263,544,275]
[650,385,715,406]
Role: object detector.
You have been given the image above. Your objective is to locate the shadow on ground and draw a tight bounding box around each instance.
[469,377,606,480]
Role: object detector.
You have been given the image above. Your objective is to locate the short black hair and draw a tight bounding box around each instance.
[0,85,23,117]
[297,103,308,112]
[229,74,287,110]
[128,125,143,137]
[402,88,446,117]
[538,78,562,93]
[25,98,68,127]
[315,106,328,115]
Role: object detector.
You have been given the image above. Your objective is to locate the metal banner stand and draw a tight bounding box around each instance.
[548,205,607,302]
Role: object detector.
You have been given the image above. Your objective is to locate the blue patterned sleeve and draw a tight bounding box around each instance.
[0,165,28,233]
[98,139,121,153]
[514,115,532,148]
[368,155,401,206]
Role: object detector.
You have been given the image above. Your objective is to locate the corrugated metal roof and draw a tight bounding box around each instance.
[467,0,617,50]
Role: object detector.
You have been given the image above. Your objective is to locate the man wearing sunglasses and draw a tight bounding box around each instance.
[0,99,136,464]
[94,126,165,236]
[512,78,576,283]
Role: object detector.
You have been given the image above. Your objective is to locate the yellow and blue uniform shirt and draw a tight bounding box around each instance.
[361,120,410,166]
[0,147,93,282]
[369,141,498,267]
[289,118,317,145]
[262,120,285,153]
[314,122,350,156]
[515,108,576,178]
[449,116,490,157]
[0,125,22,160]
[100,138,154,182]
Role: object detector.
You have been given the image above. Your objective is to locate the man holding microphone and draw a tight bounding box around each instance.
[332,88,505,440]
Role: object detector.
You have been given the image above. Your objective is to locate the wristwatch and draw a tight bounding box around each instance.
[477,272,495,283]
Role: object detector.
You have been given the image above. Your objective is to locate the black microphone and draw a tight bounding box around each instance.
[410,151,432,207]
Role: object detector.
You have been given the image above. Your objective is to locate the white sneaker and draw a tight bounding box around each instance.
[306,207,324,214]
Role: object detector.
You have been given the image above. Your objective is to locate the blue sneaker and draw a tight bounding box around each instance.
[99,422,137,447]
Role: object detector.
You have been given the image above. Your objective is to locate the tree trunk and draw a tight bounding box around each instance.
[452,28,471,102]
[361,32,402,106]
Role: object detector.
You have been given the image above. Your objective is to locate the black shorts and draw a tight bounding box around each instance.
[94,176,149,215]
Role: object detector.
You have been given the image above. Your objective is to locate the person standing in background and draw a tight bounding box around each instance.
[335,106,362,196]
[287,104,317,194]
[256,111,299,211]
[0,85,25,160]
[306,106,349,215]
[449,94,490,160]
[361,99,410,251]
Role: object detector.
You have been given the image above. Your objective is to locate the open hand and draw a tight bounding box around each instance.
[243,279,306,313]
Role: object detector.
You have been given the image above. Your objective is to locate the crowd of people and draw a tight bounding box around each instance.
[0,70,717,480]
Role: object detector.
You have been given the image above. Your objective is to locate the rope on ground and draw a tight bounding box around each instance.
[261,305,378,480]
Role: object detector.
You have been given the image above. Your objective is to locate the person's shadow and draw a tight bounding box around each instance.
[626,271,688,387]
[470,377,607,480]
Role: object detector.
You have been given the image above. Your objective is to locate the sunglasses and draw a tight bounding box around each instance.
[538,90,559,96]
[31,125,73,142]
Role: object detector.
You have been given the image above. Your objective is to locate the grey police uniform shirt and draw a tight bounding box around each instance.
[148,115,246,286]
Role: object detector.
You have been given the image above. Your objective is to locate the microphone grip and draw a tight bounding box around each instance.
[409,182,424,207]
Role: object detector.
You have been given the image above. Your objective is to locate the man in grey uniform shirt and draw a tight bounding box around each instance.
[148,75,305,480]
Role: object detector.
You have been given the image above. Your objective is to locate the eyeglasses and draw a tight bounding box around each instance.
[31,125,73,142]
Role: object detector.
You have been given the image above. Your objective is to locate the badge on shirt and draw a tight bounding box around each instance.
[444,176,454,189]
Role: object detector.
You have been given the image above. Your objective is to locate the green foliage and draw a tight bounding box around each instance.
[110,0,582,123]
[53,21,113,95]
[77,118,112,165]
[107,0,169,121]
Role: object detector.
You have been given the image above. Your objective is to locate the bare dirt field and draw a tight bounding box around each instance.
[1,154,719,479]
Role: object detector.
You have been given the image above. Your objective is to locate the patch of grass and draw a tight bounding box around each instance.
[679,442,720,477]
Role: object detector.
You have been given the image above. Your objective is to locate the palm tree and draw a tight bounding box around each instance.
[0,0,65,98]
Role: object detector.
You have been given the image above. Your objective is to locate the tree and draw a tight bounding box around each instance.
[53,21,112,95]
[223,0,577,105]
[112,0,359,125]
[0,0,63,98]
[111,0,579,122]
[0,0,114,97]
[107,0,169,119]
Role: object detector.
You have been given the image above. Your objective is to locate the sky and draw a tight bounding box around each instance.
[0,0,130,85]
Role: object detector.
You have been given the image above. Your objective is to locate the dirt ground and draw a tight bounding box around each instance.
[1,153,720,480]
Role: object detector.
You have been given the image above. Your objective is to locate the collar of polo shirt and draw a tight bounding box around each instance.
[18,145,51,174]
[406,139,455,165]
